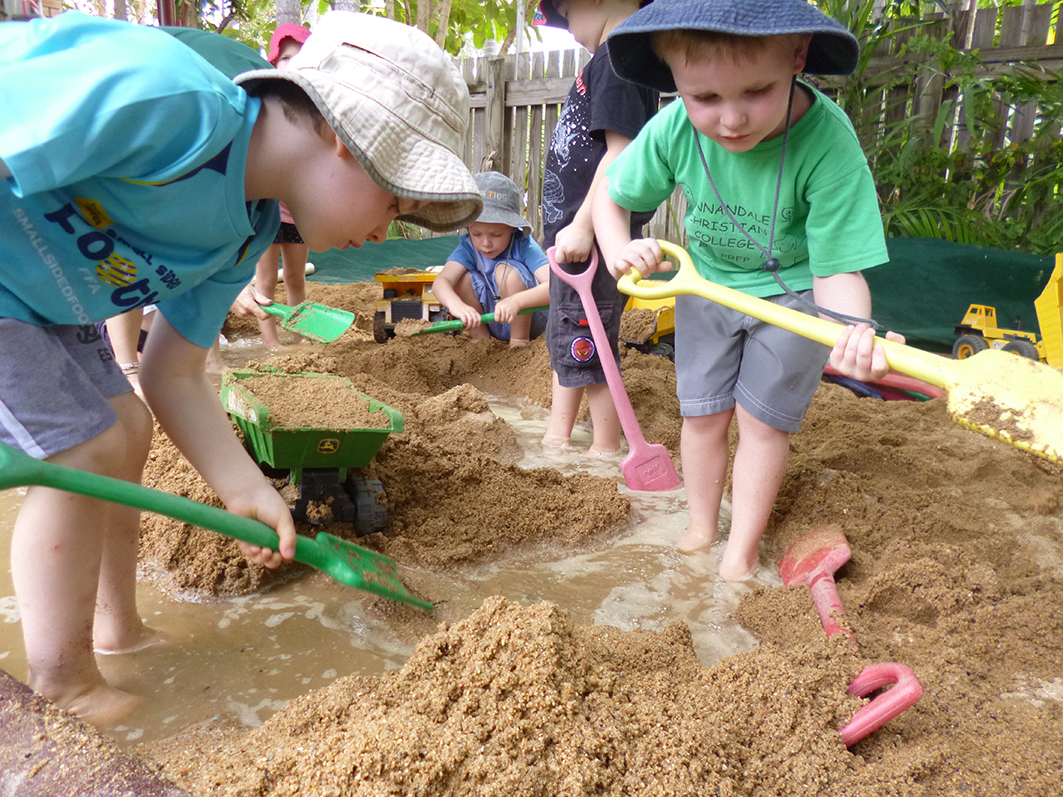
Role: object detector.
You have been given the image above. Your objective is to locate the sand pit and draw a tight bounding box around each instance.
[3,278,1062,796]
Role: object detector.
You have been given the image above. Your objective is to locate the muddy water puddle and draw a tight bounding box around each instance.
[0,335,774,746]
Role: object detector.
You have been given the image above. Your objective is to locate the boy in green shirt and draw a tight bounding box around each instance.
[593,0,902,581]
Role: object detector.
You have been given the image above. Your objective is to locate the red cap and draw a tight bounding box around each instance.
[267,23,311,66]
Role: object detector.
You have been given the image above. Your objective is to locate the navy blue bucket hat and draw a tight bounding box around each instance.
[607,0,860,92]
[533,0,654,30]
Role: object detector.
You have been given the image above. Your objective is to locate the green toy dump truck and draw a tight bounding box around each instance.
[221,368,404,535]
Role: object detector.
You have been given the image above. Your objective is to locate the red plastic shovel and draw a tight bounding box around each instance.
[781,525,924,747]
[548,247,681,492]
[780,524,856,642]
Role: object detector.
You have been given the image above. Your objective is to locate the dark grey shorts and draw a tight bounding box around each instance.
[546,253,626,389]
[0,319,132,459]
[674,291,830,433]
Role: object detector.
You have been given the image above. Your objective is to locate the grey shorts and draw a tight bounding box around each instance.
[0,319,132,459]
[674,291,830,433]
[546,255,626,389]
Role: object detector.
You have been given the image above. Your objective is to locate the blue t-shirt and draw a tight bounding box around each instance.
[446,230,548,339]
[0,12,279,348]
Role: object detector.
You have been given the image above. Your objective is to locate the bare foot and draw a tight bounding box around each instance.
[94,624,170,655]
[676,526,718,553]
[718,547,760,582]
[62,682,143,727]
[509,338,530,348]
[542,434,571,448]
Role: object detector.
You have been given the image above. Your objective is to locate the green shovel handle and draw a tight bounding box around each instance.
[415,305,549,336]
[0,441,295,556]
[259,303,292,321]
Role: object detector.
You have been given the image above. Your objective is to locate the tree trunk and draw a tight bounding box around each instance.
[276,0,302,25]
[416,0,430,34]
[433,0,452,48]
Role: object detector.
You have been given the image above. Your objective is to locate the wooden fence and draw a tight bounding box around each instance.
[441,0,1061,245]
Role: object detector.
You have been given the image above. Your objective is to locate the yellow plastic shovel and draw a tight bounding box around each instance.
[618,241,1063,465]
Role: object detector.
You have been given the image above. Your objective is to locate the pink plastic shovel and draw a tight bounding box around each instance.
[781,525,924,747]
[548,247,682,492]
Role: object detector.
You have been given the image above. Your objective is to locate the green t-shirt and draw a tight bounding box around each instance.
[607,84,888,297]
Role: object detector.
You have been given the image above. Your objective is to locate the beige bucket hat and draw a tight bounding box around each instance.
[236,11,482,232]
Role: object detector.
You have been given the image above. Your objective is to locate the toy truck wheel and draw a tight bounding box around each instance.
[348,476,387,537]
[1001,340,1040,360]
[373,311,389,344]
[953,334,989,360]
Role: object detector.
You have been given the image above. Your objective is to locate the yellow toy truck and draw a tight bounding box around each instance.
[372,268,448,343]
[953,254,1063,366]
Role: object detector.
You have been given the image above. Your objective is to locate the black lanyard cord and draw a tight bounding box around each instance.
[692,77,878,330]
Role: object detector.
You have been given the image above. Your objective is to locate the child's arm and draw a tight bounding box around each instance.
[139,314,297,566]
[553,131,633,265]
[813,271,905,381]
[432,261,484,329]
[592,177,666,280]
[494,265,550,324]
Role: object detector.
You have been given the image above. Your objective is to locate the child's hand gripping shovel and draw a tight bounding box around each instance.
[618,240,1063,465]
[260,301,356,343]
[411,306,549,336]
[548,247,681,492]
[0,442,432,610]
[780,526,924,746]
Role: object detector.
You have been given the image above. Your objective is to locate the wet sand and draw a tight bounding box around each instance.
[2,280,1062,795]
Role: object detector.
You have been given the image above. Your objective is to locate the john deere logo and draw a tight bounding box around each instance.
[317,439,340,454]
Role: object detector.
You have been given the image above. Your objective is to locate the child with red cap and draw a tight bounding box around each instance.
[254,22,314,347]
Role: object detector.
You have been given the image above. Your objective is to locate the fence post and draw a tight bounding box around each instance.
[481,56,507,173]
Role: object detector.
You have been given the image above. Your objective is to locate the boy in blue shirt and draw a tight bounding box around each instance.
[0,10,480,722]
[593,0,903,581]
[433,171,550,346]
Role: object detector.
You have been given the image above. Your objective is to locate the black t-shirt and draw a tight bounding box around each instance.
[541,41,659,248]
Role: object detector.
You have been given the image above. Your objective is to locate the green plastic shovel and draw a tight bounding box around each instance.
[0,442,432,610]
[411,305,549,336]
[260,301,355,343]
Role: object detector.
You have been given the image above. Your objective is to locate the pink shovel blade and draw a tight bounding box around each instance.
[838,662,925,746]
[780,524,851,586]
[621,441,681,492]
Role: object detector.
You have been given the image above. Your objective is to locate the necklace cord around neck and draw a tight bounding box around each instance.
[692,78,878,330]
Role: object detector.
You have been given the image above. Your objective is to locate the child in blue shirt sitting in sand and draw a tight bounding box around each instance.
[433,171,550,347]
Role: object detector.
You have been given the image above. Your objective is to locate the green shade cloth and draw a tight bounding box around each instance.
[307,236,462,284]
[866,239,1054,352]
[305,236,1056,354]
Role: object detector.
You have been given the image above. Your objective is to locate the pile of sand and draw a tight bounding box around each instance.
[7,278,1062,796]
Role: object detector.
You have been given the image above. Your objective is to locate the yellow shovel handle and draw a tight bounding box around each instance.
[617,241,950,389]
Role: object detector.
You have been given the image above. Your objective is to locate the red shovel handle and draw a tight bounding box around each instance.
[808,571,855,643]
[838,662,925,746]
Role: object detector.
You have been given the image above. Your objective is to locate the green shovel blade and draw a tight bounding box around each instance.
[0,442,432,610]
[261,301,356,343]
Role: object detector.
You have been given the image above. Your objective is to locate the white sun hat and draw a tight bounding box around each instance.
[237,11,482,232]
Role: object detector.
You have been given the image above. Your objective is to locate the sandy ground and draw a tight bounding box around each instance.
[4,280,1062,796]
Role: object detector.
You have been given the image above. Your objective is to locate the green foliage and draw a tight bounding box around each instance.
[821,2,1063,255]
